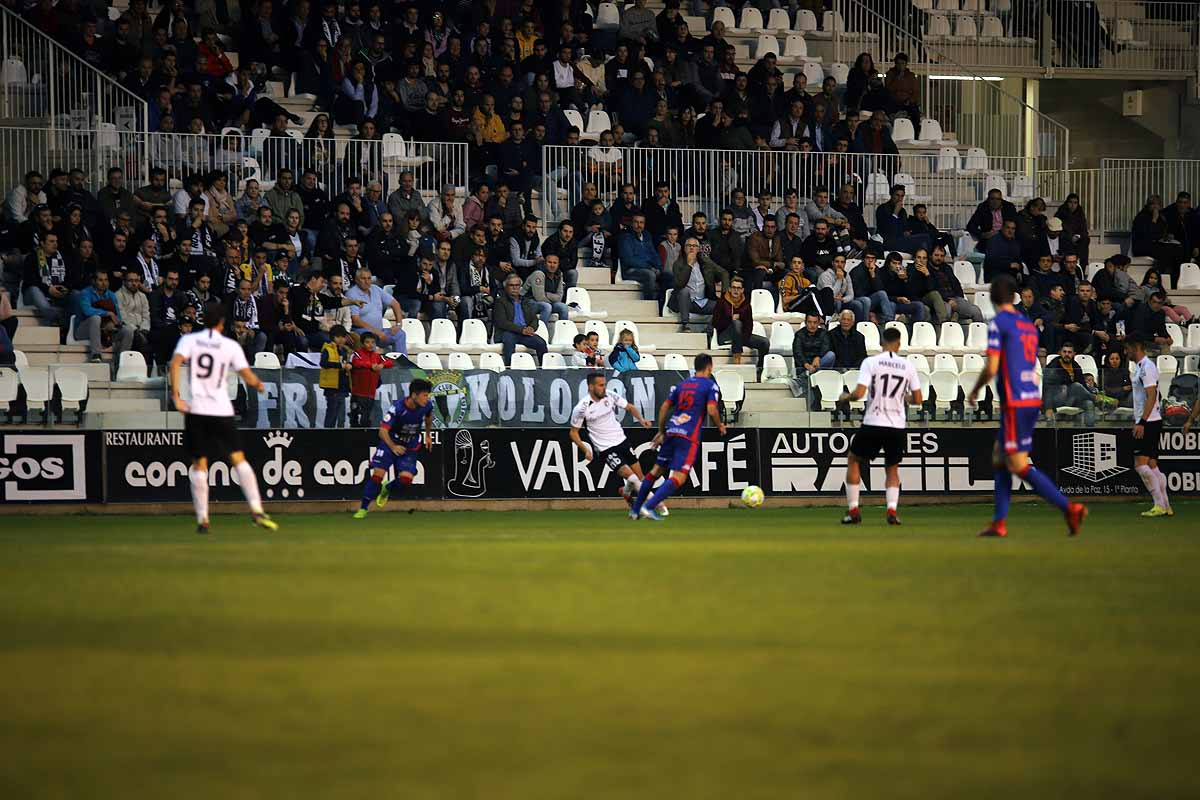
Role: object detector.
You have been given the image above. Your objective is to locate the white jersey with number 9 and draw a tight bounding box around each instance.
[173,329,249,418]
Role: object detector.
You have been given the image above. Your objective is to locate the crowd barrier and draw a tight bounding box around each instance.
[1096,157,1200,238]
[3,426,1198,504]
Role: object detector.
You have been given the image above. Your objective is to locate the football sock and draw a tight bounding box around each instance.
[361,474,383,510]
[387,473,413,494]
[845,481,861,511]
[645,476,682,512]
[234,461,264,515]
[188,467,209,524]
[1153,467,1171,509]
[632,476,655,512]
[1136,464,1166,508]
[624,475,642,495]
[1017,464,1069,513]
[885,486,899,511]
[993,467,1011,523]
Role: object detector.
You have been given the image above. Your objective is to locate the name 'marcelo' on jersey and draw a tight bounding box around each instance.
[381,398,433,449]
[570,393,629,451]
[988,309,1042,408]
[856,351,921,429]
[173,329,249,418]
[665,376,720,440]
[1132,356,1163,422]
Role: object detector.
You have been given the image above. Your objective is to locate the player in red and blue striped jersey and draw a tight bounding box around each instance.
[631,354,727,521]
[967,275,1087,537]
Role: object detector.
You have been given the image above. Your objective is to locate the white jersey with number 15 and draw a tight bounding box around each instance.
[173,329,249,418]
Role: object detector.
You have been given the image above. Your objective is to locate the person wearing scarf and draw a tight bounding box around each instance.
[712,275,770,378]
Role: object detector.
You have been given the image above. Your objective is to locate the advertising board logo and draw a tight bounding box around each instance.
[428,369,470,428]
[1061,432,1127,484]
[447,430,493,497]
[0,434,87,501]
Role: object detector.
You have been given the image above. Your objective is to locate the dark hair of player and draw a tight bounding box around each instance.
[410,378,433,395]
[206,303,226,329]
[586,372,605,386]
[990,273,1017,306]
[694,353,713,373]
[882,327,902,345]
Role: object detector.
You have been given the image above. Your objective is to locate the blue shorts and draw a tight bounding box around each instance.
[998,406,1039,454]
[370,444,420,476]
[656,435,700,474]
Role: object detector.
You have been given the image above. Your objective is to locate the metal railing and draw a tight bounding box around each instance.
[832,0,1070,176]
[0,126,469,202]
[1096,158,1200,237]
[541,144,1036,232]
[0,5,147,131]
[832,0,1196,75]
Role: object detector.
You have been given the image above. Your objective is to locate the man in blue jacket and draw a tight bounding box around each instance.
[76,269,134,368]
[617,212,660,300]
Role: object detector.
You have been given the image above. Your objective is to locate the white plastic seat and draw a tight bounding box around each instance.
[910,321,939,353]
[1165,323,1184,354]
[0,369,17,415]
[965,321,989,353]
[54,368,89,414]
[893,172,930,203]
[427,318,458,348]
[583,320,611,349]
[1075,354,1098,382]
[754,34,780,59]
[827,62,850,85]
[639,353,659,370]
[927,13,951,38]
[842,369,866,412]
[566,286,607,318]
[447,352,474,370]
[953,260,979,289]
[664,353,688,371]
[983,173,1008,199]
[857,321,882,354]
[542,352,567,369]
[952,15,978,39]
[963,147,989,174]
[563,109,590,142]
[714,370,745,417]
[1,57,28,85]
[115,351,150,382]
[782,34,808,61]
[1157,354,1179,374]
[1085,262,1104,282]
[739,7,765,31]
[595,2,620,30]
[765,8,791,31]
[938,321,966,353]
[65,315,82,345]
[416,352,442,370]
[883,321,910,352]
[1178,262,1200,290]
[769,321,795,352]
[891,117,916,144]
[13,350,27,368]
[253,351,282,370]
[21,367,51,415]
[761,353,791,383]
[962,353,985,374]
[458,318,501,351]
[979,15,1005,39]
[865,172,890,205]
[401,317,427,348]
[802,61,825,87]
[817,10,844,36]
[478,352,505,372]
[584,109,612,142]
[712,6,737,32]
[809,370,844,410]
[795,9,818,33]
[937,147,960,175]
[933,353,959,373]
[510,352,538,370]
[1187,325,1200,355]
[551,319,581,351]
[751,289,777,320]
[907,353,931,373]
[974,291,996,320]
[1010,175,1034,201]
[930,370,961,416]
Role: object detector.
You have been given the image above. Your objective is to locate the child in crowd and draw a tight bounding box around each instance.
[349,331,395,428]
[319,324,352,428]
[609,328,641,372]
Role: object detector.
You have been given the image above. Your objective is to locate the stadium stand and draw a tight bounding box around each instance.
[1,0,1199,430]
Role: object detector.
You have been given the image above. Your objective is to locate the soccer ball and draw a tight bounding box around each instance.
[741,485,765,508]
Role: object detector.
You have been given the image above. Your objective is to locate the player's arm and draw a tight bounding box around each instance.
[168,352,189,412]
[706,400,727,436]
[423,411,434,450]
[237,366,266,393]
[624,402,653,428]
[968,352,1000,403]
[569,426,592,460]
[1184,398,1200,434]
[379,423,404,454]
[840,382,868,402]
[1134,384,1158,439]
[654,398,672,444]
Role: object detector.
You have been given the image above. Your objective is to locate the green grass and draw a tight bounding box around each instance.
[1,504,1198,799]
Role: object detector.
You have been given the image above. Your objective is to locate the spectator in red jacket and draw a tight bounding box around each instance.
[349,332,396,427]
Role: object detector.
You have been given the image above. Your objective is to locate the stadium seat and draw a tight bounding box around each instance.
[663,353,688,371]
[937,147,960,175]
[401,318,427,348]
[1178,262,1200,290]
[428,318,458,348]
[542,352,567,369]
[965,322,989,353]
[563,109,592,142]
[459,318,501,351]
[974,291,996,319]
[802,61,824,86]
[933,353,958,373]
[962,353,985,374]
[865,172,890,205]
[893,172,930,203]
[1086,262,1105,281]
[1010,175,1034,202]
[761,353,791,383]
[953,260,979,290]
[566,287,607,318]
[12,350,27,368]
[55,368,89,418]
[952,15,978,40]
[891,117,916,144]
[930,370,961,417]
[0,369,18,417]
[913,370,932,407]
[447,352,474,370]
[1075,354,1098,381]
[510,352,538,370]
[250,351,280,370]
[766,8,791,31]
[21,367,50,419]
[1166,322,1185,355]
[907,353,931,373]
[1187,325,1200,355]
[478,352,505,372]
[937,0,960,10]
[115,351,150,382]
[1184,355,1200,375]
[883,321,909,351]
[381,134,433,169]
[550,319,580,351]
[938,322,966,353]
[584,109,611,141]
[712,6,736,32]
[639,353,659,370]
[963,147,989,174]
[1157,354,1179,375]
[754,34,780,59]
[926,13,951,39]
[769,321,795,352]
[714,369,745,421]
[583,319,610,349]
[827,61,850,85]
[739,7,765,31]
[910,321,939,353]
[416,352,442,370]
[65,315,82,345]
[781,34,809,62]
[857,321,882,354]
[795,9,818,33]
[808,370,842,410]
[751,289,777,320]
[819,10,844,36]
[842,369,865,412]
[979,14,1005,39]
[983,173,1008,199]
[595,2,620,30]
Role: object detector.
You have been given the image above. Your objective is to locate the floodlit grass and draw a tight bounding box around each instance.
[0,504,1197,799]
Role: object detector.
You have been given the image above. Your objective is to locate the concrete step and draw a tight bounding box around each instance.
[13,325,60,346]
[740,410,830,427]
[19,346,93,366]
[82,411,184,430]
[19,362,114,383]
[744,386,807,412]
[85,398,163,413]
[588,297,660,318]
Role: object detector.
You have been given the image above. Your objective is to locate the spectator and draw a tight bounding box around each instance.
[882,252,929,323]
[386,171,426,229]
[884,53,920,125]
[541,221,580,288]
[744,217,785,293]
[829,309,868,369]
[851,250,894,323]
[319,324,353,428]
[493,273,548,365]
[713,276,770,375]
[116,271,153,367]
[1028,253,1067,301]
[817,254,868,321]
[1092,254,1138,307]
[1100,350,1132,409]
[133,168,172,228]
[97,168,136,222]
[225,277,268,356]
[348,332,394,428]
[855,110,899,156]
[669,236,728,332]
[1035,283,1067,353]
[149,268,185,365]
[844,52,876,111]
[1043,342,1096,425]
[508,215,544,280]
[76,270,135,366]
[6,171,47,224]
[0,285,17,344]
[792,313,836,375]
[907,203,953,257]
[20,232,74,325]
[1055,193,1091,266]
[1091,296,1122,360]
[1141,269,1192,324]
[609,328,643,373]
[876,184,930,254]
[643,182,683,240]
[928,245,983,323]
[523,253,571,324]
[778,256,813,314]
[983,219,1023,283]
[1016,197,1049,264]
[1062,280,1098,353]
[462,184,490,232]
[1132,194,1183,289]
[1126,291,1173,354]
[831,184,870,254]
[618,213,661,300]
[966,188,1018,254]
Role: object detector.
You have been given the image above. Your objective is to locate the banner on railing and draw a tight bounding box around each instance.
[242,368,689,430]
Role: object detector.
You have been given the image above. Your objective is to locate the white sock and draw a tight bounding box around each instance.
[625,474,642,494]
[234,461,264,515]
[846,482,861,510]
[1154,468,1171,510]
[1136,465,1165,508]
[189,467,209,524]
[885,485,899,511]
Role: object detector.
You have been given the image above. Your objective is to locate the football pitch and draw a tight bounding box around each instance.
[1,504,1197,799]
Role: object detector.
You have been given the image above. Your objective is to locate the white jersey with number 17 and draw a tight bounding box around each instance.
[856,351,921,429]
[173,329,248,418]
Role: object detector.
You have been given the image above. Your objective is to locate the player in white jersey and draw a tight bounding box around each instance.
[170,304,278,534]
[568,372,668,515]
[838,326,923,525]
[1127,336,1172,517]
